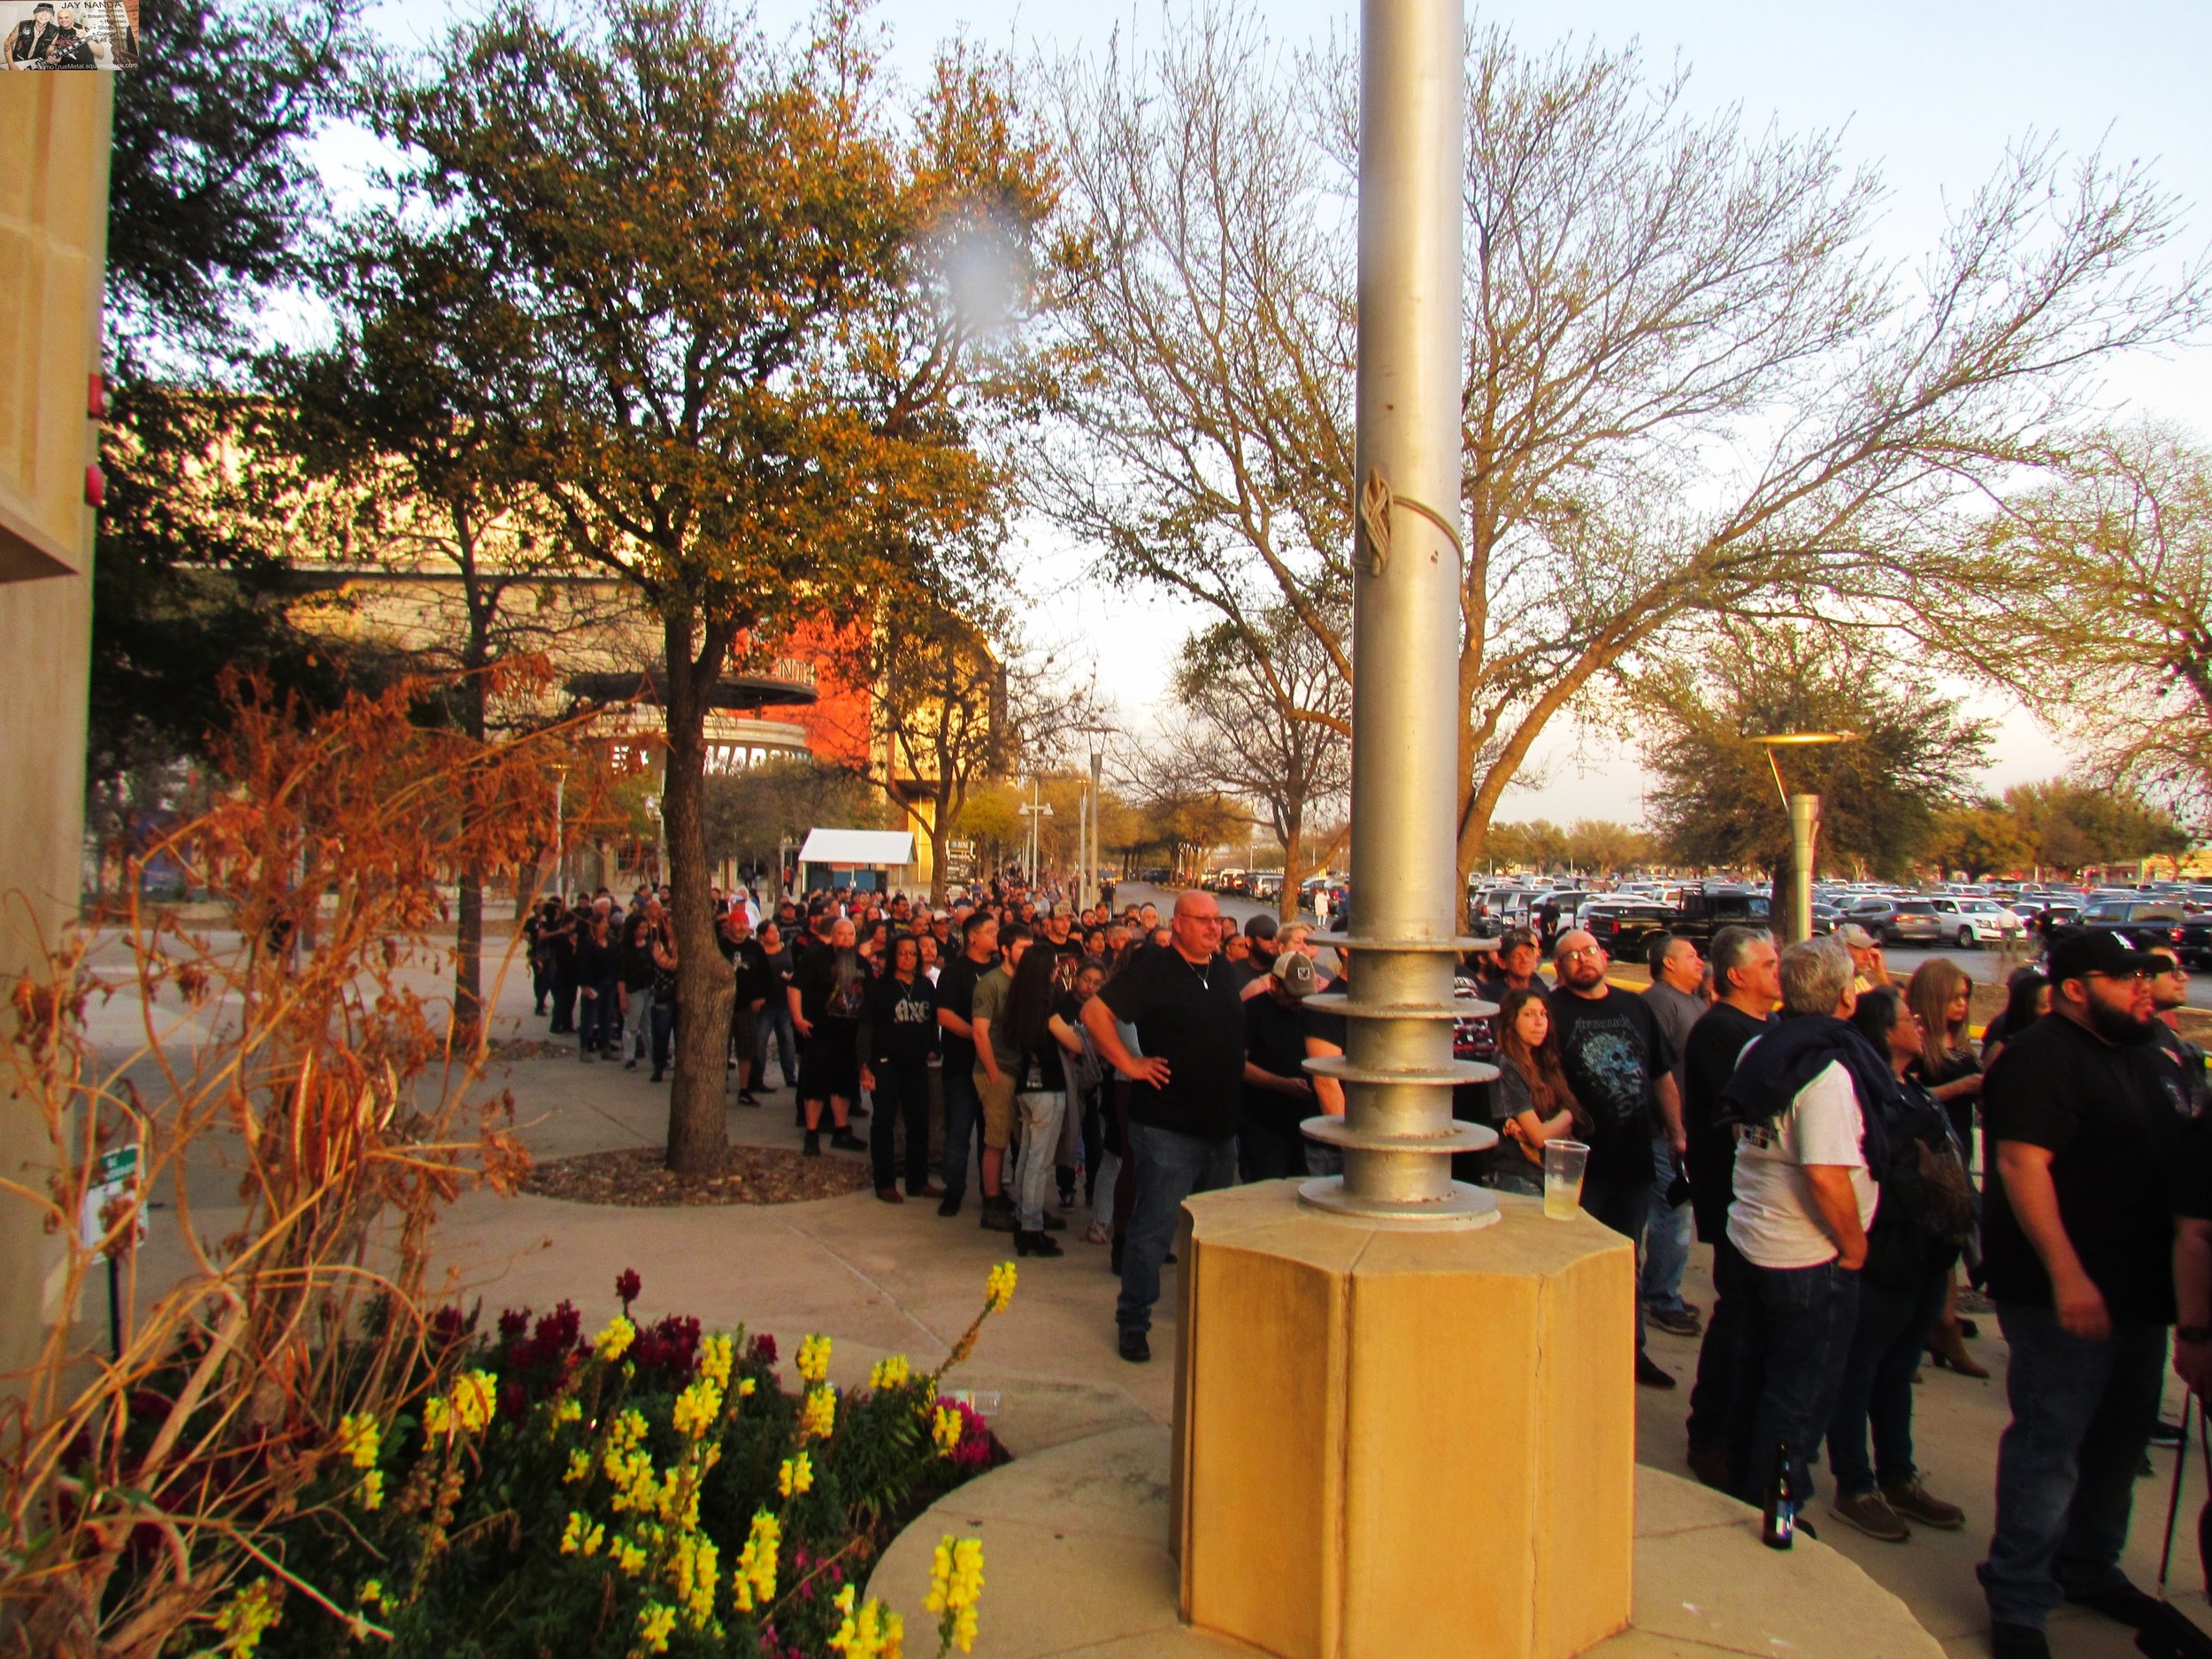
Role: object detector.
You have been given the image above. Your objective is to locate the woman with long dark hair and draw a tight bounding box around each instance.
[1824,987,1970,1542]
[1003,941,1082,1256]
[1980,970,2051,1069]
[1488,987,1586,1194]
[1905,958,1988,1378]
[860,933,941,1202]
[575,910,620,1061]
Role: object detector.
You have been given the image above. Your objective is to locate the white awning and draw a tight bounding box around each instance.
[797,828,916,866]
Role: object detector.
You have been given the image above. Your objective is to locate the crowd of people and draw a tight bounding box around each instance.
[525,875,2212,1659]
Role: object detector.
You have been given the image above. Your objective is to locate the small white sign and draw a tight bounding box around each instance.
[79,1144,145,1262]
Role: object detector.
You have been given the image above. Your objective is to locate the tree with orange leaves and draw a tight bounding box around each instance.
[382,0,1062,1172]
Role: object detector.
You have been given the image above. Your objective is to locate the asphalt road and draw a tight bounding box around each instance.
[1108,882,2212,1010]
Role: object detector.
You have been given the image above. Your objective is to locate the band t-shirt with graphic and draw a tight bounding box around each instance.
[1545,987,1677,1187]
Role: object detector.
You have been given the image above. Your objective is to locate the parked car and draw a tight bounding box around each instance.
[2070,898,2187,954]
[1926,895,2025,949]
[1587,885,1770,960]
[1846,897,1945,946]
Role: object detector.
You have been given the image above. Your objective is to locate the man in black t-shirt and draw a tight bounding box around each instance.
[933,912,1000,1216]
[1680,925,1779,1489]
[1241,952,1321,1181]
[1084,890,1244,1363]
[1978,930,2181,1656]
[1548,929,1684,1391]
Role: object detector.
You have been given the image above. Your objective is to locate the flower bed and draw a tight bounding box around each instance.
[189,1265,1020,1659]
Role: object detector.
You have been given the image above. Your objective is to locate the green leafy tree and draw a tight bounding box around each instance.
[2002,779,2188,871]
[1924,803,2041,879]
[700,757,887,869]
[1640,626,1990,880]
[388,0,1059,1171]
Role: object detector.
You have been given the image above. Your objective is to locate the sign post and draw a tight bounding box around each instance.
[79,1143,143,1359]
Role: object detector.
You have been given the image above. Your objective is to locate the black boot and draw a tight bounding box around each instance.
[1014,1228,1064,1258]
[979,1194,1017,1233]
[830,1128,866,1153]
[803,1130,821,1157]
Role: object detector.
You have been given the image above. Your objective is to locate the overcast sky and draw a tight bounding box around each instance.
[353,0,2212,826]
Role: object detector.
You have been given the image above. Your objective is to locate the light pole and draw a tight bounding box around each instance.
[552,767,567,901]
[1749,732,1857,945]
[1301,0,1493,1225]
[1017,780,1053,889]
[1088,748,1103,908]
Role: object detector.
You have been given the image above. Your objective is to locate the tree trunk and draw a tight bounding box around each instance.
[1279,807,1304,923]
[453,671,488,1043]
[663,617,740,1175]
[927,802,951,907]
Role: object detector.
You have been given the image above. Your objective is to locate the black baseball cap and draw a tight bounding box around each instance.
[1244,913,1279,942]
[2047,929,2160,986]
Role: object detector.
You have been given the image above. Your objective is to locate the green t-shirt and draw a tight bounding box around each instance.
[971,964,1021,1074]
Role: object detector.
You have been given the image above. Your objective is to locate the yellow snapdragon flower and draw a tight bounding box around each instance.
[672,1378,724,1440]
[354,1470,384,1511]
[451,1370,498,1434]
[552,1396,582,1425]
[932,1406,963,1456]
[827,1583,906,1659]
[335,1412,380,1470]
[777,1452,813,1497]
[737,1377,757,1398]
[732,1510,780,1610]
[564,1448,592,1485]
[795,1333,832,1385]
[612,1536,648,1576]
[984,1263,1017,1315]
[357,1580,383,1608]
[210,1577,281,1658]
[594,1315,636,1363]
[636,1601,677,1654]
[698,1333,734,1387]
[559,1512,606,1556]
[800,1384,837,1442]
[869,1355,911,1391]
[925,1535,985,1655]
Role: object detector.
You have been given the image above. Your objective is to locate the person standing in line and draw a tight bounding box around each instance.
[1978,932,2184,1659]
[719,907,764,1103]
[790,917,868,1157]
[1905,958,1989,1379]
[860,933,942,1204]
[1822,986,1970,1543]
[2146,946,2209,1117]
[968,924,1033,1233]
[647,920,680,1083]
[1083,890,1245,1364]
[1717,937,1882,1511]
[1002,941,1084,1256]
[617,909,657,1070]
[934,910,1000,1217]
[1486,987,1586,1194]
[1240,952,1324,1181]
[1547,928,1686,1391]
[1475,927,1547,1007]
[1641,933,1709,1338]
[575,903,620,1061]
[1838,923,1892,993]
[1682,925,1779,1491]
[751,920,799,1096]
[547,895,583,1035]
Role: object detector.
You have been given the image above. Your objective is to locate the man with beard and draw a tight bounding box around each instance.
[1547,928,1686,1390]
[1978,932,2182,1659]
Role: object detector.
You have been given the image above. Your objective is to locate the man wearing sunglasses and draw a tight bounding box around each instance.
[1978,930,2186,1659]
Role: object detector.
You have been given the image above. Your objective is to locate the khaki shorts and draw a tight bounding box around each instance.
[974,1068,1017,1150]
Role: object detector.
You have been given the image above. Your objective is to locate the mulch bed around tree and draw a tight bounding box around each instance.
[521,1146,872,1207]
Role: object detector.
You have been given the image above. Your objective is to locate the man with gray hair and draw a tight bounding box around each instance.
[1717,935,1890,1509]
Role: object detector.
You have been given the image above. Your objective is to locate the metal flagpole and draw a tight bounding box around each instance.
[1303,0,1496,1224]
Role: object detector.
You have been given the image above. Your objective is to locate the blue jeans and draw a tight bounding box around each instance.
[1115,1120,1238,1336]
[1013,1089,1067,1230]
[1826,1262,1950,1497]
[941,1066,985,1205]
[1690,1233,1749,1464]
[1640,1133,1693,1316]
[1732,1258,1862,1505]
[1978,1302,2167,1630]
[756,1005,797,1087]
[1580,1172,1650,1354]
[649,1000,675,1076]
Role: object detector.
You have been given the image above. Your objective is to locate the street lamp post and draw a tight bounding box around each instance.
[1017,780,1054,891]
[1749,732,1858,945]
[1300,0,1494,1225]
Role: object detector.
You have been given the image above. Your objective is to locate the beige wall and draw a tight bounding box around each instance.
[0,75,111,1373]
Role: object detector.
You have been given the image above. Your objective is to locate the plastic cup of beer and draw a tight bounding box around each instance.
[1541,1140,1590,1220]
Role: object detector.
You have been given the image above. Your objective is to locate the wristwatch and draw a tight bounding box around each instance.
[2177,1325,2212,1344]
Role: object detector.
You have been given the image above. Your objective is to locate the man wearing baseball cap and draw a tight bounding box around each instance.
[1835,923,1888,993]
[1978,930,2186,1659]
[1239,950,1321,1181]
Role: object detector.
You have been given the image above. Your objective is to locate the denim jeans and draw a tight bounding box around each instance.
[1013,1089,1067,1230]
[1640,1133,1693,1316]
[756,1005,798,1087]
[870,1059,933,1194]
[1732,1258,1862,1504]
[1580,1172,1650,1353]
[580,979,619,1055]
[941,1066,985,1205]
[1978,1302,2168,1630]
[1689,1233,1749,1463]
[1826,1262,1950,1497]
[623,986,654,1063]
[1115,1119,1239,1336]
[649,1000,675,1077]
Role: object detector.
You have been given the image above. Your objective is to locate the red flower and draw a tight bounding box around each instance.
[615,1268,641,1311]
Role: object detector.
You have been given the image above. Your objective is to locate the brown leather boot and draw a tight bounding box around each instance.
[1926,1317,1990,1379]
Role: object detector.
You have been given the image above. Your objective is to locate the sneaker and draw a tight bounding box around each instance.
[1828,1491,1910,1543]
[737,1091,760,1108]
[624,1058,638,1071]
[909,1183,946,1200]
[2062,1578,2162,1629]
[936,1195,962,1218]
[1988,1622,2050,1659]
[875,1187,904,1203]
[1647,1304,1702,1338]
[1634,1353,1677,1390]
[1880,1478,1964,1530]
[803,1131,820,1158]
[1118,1328,1150,1363]
[829,1130,866,1153]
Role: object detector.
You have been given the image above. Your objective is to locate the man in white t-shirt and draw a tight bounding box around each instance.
[1723,936,1878,1510]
